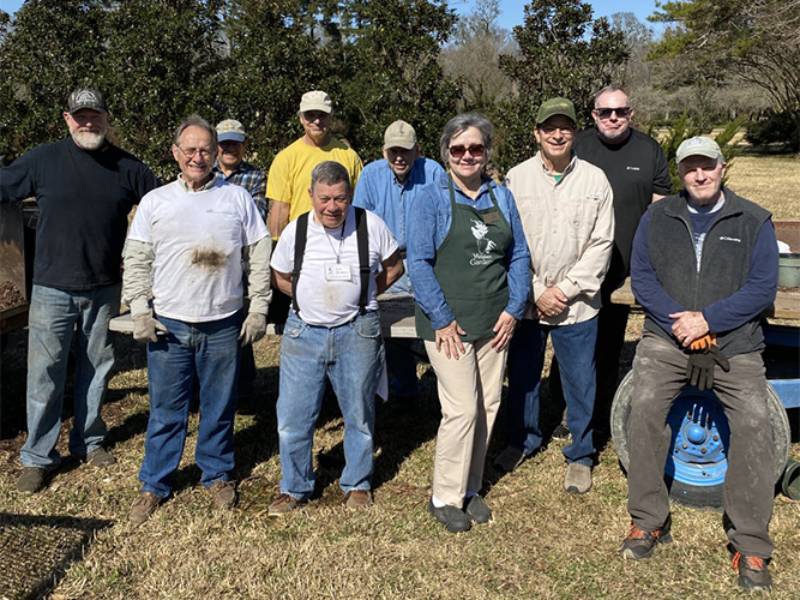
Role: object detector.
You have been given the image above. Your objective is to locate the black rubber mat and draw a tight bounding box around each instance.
[0,513,112,599]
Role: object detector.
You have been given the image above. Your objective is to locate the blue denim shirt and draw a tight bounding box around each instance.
[353,157,445,250]
[407,172,532,330]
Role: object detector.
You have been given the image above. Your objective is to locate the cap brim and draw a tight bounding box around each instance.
[69,105,106,114]
[300,105,332,114]
[218,132,246,143]
[677,151,722,164]
[383,141,416,151]
[537,111,576,125]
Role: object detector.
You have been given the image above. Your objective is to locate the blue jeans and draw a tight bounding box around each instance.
[383,266,421,398]
[139,312,242,498]
[277,310,383,499]
[505,317,598,465]
[21,284,120,468]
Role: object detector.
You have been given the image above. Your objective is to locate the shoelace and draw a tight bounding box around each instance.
[627,522,664,541]
[732,551,766,572]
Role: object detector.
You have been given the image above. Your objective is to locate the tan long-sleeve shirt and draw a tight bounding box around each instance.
[505,153,614,325]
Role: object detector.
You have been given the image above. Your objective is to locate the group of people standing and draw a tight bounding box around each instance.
[0,83,779,591]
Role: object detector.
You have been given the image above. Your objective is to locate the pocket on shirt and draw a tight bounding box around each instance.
[569,194,601,239]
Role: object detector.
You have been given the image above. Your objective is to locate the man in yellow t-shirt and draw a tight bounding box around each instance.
[267,90,362,239]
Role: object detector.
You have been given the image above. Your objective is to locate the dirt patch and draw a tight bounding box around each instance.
[0,280,25,311]
[190,247,226,269]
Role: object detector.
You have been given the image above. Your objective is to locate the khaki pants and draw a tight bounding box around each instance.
[425,337,508,507]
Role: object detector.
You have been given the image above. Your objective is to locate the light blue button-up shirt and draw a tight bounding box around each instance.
[407,172,532,330]
[353,157,445,250]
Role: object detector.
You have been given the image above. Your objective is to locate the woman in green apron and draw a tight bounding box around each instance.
[407,113,531,533]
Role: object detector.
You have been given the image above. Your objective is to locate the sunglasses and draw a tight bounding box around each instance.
[448,144,485,159]
[594,107,632,119]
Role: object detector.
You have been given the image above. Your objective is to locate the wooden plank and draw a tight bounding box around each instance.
[610,278,800,322]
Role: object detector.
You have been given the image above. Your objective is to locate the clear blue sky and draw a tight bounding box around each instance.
[0,0,664,33]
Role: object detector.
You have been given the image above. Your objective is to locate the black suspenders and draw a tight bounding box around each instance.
[291,207,370,317]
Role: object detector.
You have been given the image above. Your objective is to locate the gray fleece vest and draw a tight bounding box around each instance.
[644,188,771,357]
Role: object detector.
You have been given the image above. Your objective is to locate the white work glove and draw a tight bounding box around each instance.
[239,312,267,346]
[132,310,168,343]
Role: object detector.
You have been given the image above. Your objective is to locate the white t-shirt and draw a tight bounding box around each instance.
[127,178,268,322]
[271,205,399,327]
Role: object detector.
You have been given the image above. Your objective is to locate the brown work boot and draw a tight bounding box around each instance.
[129,492,163,526]
[343,489,373,509]
[732,551,772,591]
[207,480,237,510]
[267,493,307,516]
[16,467,48,494]
[619,517,672,560]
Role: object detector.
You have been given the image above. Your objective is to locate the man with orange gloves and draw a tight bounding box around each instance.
[620,137,779,591]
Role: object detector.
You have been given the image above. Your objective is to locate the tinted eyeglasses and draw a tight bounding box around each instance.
[594,107,632,119]
[448,144,485,159]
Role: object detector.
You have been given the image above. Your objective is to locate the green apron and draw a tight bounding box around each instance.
[415,178,513,342]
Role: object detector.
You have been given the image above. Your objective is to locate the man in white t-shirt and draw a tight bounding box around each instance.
[267,160,403,515]
[122,115,271,525]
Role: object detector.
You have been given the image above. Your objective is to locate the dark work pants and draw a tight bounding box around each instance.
[627,333,774,558]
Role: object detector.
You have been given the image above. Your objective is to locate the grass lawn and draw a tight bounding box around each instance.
[0,153,798,599]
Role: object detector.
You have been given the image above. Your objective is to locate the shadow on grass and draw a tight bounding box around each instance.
[0,512,112,600]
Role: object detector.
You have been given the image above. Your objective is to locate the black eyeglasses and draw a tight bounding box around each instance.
[448,144,485,159]
[594,107,632,119]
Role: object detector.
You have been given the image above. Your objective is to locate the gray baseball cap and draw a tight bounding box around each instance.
[676,136,724,164]
[67,88,107,113]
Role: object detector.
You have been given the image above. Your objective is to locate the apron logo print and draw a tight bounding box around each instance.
[469,219,496,266]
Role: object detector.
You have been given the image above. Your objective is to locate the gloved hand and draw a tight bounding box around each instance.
[689,333,715,351]
[132,310,168,343]
[686,345,730,391]
[239,312,267,346]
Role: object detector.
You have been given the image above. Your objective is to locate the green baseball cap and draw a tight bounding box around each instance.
[536,97,577,126]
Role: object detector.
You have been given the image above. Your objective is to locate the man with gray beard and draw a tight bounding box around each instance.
[0,88,159,494]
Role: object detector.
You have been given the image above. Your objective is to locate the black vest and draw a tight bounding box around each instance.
[644,188,771,357]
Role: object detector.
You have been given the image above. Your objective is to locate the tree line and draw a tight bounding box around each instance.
[0,0,796,181]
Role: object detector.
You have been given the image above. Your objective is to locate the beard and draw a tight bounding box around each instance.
[71,129,106,150]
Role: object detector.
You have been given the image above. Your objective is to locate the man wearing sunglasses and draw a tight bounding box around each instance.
[497,98,614,495]
[549,85,672,443]
[353,120,445,402]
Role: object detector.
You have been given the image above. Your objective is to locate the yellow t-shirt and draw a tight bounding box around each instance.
[266,137,363,222]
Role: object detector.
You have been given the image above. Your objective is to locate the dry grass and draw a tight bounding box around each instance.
[727,154,800,219]
[0,154,798,599]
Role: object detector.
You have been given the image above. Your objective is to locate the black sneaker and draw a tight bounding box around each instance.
[732,551,772,591]
[619,517,672,560]
[428,499,471,533]
[551,423,570,441]
[464,494,492,524]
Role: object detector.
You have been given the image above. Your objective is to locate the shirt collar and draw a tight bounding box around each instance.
[177,174,217,192]
[436,171,495,196]
[533,152,578,179]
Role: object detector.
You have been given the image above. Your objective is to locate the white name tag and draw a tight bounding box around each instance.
[325,263,352,282]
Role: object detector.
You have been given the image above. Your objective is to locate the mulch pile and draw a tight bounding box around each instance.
[0,513,111,599]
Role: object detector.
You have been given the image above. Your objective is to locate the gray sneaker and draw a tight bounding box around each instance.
[564,462,592,494]
[464,494,492,524]
[428,500,471,533]
[87,447,117,467]
[16,467,48,494]
[493,446,527,474]
[208,480,237,510]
